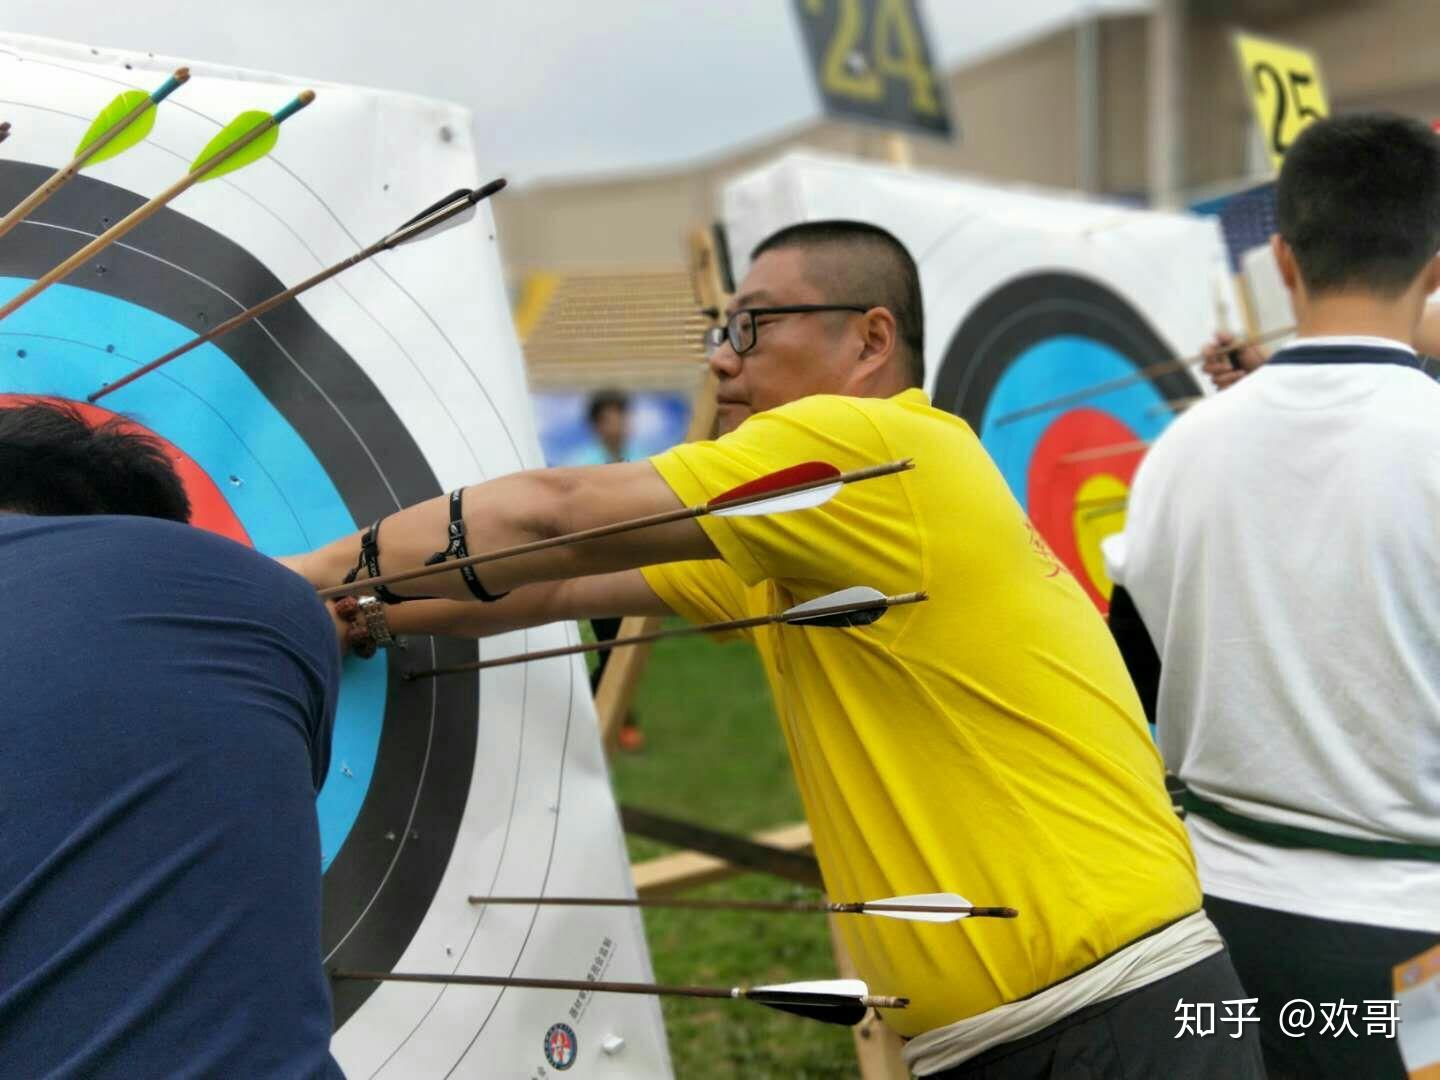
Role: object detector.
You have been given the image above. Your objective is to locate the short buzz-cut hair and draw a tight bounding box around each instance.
[1277,112,1440,297]
[0,398,190,522]
[750,220,925,388]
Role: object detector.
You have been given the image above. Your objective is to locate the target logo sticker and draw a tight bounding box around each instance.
[543,1022,578,1071]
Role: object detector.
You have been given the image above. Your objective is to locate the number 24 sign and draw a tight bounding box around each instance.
[1234,32,1330,171]
[793,0,953,137]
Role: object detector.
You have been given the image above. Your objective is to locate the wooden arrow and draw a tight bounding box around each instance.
[402,588,926,681]
[329,970,906,1026]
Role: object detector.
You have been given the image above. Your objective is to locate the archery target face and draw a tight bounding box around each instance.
[1,38,670,1079]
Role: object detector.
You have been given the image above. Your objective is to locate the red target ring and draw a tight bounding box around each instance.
[1027,409,1146,610]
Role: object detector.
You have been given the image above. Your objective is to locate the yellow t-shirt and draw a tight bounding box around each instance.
[642,389,1200,1036]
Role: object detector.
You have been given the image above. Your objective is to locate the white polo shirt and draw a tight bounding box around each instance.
[1112,336,1440,932]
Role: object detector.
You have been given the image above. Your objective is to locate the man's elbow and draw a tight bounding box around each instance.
[507,467,582,542]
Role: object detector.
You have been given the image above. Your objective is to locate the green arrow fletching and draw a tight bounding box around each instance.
[74,90,155,167]
[189,110,277,181]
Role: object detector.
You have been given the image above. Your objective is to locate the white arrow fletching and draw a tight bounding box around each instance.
[710,480,841,518]
[752,978,868,998]
[389,200,477,248]
[783,586,887,619]
[867,892,974,923]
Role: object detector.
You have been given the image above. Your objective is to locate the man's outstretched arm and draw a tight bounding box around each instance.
[286,461,716,602]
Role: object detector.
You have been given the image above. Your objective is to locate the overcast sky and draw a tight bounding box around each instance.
[7,1,1146,185]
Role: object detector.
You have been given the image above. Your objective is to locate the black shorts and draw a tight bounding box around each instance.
[926,949,1265,1079]
[1205,893,1437,1080]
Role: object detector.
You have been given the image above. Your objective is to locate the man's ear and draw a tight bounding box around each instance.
[855,306,898,373]
[1271,233,1301,293]
[1421,253,1440,298]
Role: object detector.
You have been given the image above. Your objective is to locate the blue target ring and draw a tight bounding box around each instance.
[1,277,385,870]
[979,335,1174,508]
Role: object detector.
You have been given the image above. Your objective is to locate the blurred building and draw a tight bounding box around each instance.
[506,0,1439,390]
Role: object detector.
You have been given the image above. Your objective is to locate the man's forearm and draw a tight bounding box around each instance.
[383,572,671,641]
[385,585,566,640]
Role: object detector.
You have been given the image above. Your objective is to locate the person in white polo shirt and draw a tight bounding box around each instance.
[1107,113,1440,1080]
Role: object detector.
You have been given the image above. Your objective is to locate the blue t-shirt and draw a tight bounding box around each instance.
[0,514,344,1078]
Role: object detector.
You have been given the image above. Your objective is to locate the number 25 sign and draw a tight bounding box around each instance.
[1234,32,1330,171]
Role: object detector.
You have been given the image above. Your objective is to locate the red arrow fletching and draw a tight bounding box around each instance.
[707,461,841,510]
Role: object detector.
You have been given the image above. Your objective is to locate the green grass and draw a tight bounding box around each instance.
[606,627,859,1079]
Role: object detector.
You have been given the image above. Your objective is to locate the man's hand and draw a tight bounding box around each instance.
[1201,332,1266,391]
[329,597,376,659]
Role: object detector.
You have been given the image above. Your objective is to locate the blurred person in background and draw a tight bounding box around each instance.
[574,388,644,750]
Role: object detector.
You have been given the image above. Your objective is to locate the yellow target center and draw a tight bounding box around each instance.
[1072,473,1130,602]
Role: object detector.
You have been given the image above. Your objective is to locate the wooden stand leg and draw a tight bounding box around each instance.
[828,914,912,1079]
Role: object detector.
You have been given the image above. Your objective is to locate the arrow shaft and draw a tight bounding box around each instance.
[470,895,835,913]
[467,894,1014,918]
[404,592,924,681]
[1056,439,1151,466]
[90,242,381,402]
[332,969,733,1001]
[991,325,1293,427]
[408,610,787,680]
[318,459,913,600]
[0,107,286,323]
[331,969,905,1010]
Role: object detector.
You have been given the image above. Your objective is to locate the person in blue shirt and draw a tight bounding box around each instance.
[0,399,344,1079]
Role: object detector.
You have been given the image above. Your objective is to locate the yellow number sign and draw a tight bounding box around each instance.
[1234,32,1330,172]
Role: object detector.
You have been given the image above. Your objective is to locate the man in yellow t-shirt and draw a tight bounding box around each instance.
[289,222,1261,1078]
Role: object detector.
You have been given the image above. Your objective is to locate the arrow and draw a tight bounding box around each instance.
[317,458,914,601]
[402,588,926,681]
[1056,439,1151,466]
[329,970,907,1027]
[0,89,313,323]
[88,178,507,402]
[466,892,1018,922]
[1079,499,1128,523]
[0,68,189,244]
[989,325,1294,428]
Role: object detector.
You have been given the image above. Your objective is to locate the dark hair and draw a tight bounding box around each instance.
[1278,113,1440,297]
[751,220,925,388]
[587,388,630,425]
[0,399,190,522]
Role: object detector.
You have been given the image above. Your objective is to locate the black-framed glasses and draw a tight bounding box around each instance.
[703,304,870,358]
